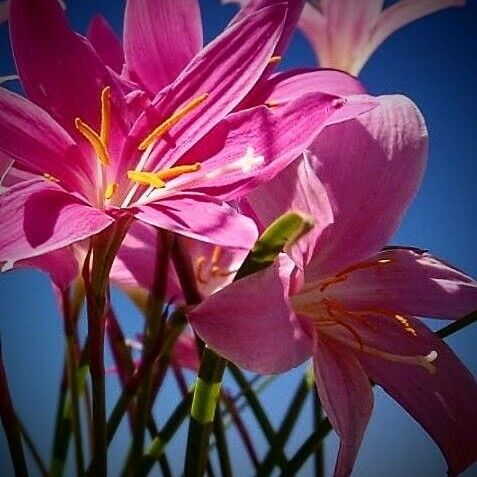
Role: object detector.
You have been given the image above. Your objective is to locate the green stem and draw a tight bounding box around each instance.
[184,348,226,477]
[84,218,132,477]
[136,391,194,476]
[62,289,85,477]
[436,310,477,338]
[256,375,311,477]
[0,340,28,477]
[313,387,324,477]
[213,404,233,477]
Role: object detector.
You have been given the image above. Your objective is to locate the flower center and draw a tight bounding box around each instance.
[290,259,438,374]
[194,246,235,286]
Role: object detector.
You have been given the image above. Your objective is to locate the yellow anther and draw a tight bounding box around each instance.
[104,183,118,200]
[139,93,209,151]
[268,55,282,65]
[155,163,201,182]
[127,171,166,188]
[211,246,222,266]
[378,259,392,264]
[100,86,111,145]
[264,100,280,108]
[75,118,110,166]
[43,173,60,183]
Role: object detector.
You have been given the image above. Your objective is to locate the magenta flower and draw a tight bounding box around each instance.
[0,0,362,266]
[189,97,477,476]
[226,0,465,75]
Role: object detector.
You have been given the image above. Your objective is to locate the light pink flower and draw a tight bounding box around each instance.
[0,0,359,265]
[189,94,477,476]
[225,0,465,75]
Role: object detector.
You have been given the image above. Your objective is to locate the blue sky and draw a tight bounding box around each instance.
[0,1,476,476]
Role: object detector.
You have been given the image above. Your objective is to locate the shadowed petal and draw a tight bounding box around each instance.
[0,179,114,262]
[313,332,373,477]
[87,14,125,74]
[306,94,428,280]
[245,154,333,269]
[124,0,203,94]
[350,315,477,477]
[134,193,258,249]
[327,248,477,319]
[189,255,313,373]
[0,87,95,196]
[0,0,9,23]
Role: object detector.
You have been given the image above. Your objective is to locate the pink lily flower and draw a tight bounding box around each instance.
[0,0,362,266]
[189,99,477,476]
[225,0,465,75]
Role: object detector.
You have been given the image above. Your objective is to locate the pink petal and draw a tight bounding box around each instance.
[351,315,477,477]
[313,332,373,477]
[245,154,334,269]
[327,248,477,320]
[87,14,125,74]
[10,0,125,145]
[229,0,305,57]
[0,179,114,262]
[111,221,182,298]
[176,92,375,201]
[371,1,465,68]
[306,94,428,280]
[242,68,366,110]
[189,255,313,373]
[133,193,258,250]
[123,3,286,173]
[124,0,203,95]
[0,87,96,197]
[171,329,200,372]
[13,247,79,292]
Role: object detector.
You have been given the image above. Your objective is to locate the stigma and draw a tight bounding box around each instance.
[75,86,111,166]
[138,93,209,151]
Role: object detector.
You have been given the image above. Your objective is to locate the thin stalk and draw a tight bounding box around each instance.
[125,230,173,474]
[136,391,194,476]
[17,420,48,477]
[0,340,28,477]
[106,310,186,445]
[256,376,310,477]
[84,217,132,477]
[220,391,259,470]
[184,347,226,477]
[62,289,85,476]
[227,364,288,470]
[436,310,477,338]
[213,404,233,477]
[313,388,324,477]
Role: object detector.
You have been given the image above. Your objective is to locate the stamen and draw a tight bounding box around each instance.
[127,171,166,189]
[268,55,282,65]
[155,163,201,182]
[43,173,60,183]
[195,256,208,285]
[100,86,111,145]
[75,118,110,166]
[138,93,209,151]
[264,100,281,108]
[104,183,118,200]
[211,246,222,266]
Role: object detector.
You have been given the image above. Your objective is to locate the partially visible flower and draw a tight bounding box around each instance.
[225,0,465,75]
[0,1,9,24]
[189,96,477,476]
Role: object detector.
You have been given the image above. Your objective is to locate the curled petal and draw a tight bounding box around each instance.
[306,94,428,280]
[0,179,113,262]
[313,332,373,477]
[327,248,477,320]
[189,255,312,373]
